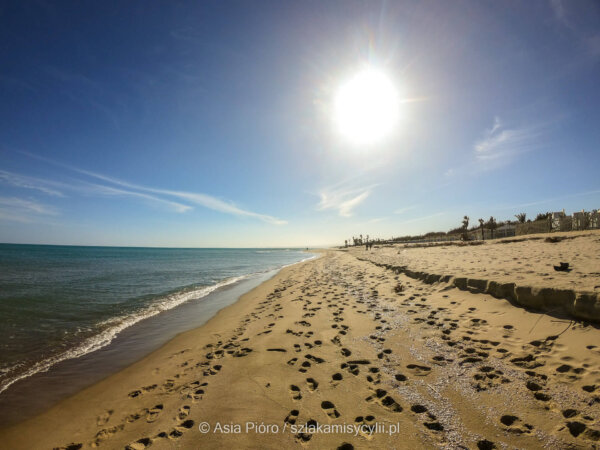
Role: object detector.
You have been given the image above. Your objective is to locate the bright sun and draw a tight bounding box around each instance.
[334,69,399,146]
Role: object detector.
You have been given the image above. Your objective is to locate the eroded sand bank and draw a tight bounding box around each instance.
[0,249,599,449]
[350,231,600,322]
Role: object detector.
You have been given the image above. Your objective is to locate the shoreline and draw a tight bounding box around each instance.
[1,249,598,448]
[0,253,318,429]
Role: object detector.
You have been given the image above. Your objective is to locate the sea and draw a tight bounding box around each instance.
[0,244,313,425]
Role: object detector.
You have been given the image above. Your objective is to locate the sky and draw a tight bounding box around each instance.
[1,0,599,247]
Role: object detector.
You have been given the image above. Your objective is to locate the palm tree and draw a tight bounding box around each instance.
[478,218,485,240]
[487,216,498,239]
[515,213,526,223]
[461,216,470,241]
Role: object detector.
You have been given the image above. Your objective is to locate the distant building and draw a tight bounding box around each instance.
[551,210,568,231]
[591,210,600,229]
[572,210,588,230]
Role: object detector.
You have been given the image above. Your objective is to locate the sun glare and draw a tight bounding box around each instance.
[334,68,399,146]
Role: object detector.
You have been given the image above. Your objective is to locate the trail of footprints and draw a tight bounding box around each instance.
[280,256,598,447]
[366,256,600,447]
[272,262,451,448]
[55,254,599,449]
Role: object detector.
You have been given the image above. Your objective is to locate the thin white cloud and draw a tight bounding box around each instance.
[0,170,64,197]
[317,183,374,217]
[0,168,192,213]
[70,169,287,225]
[489,116,502,134]
[549,0,600,61]
[19,153,287,225]
[550,0,566,25]
[0,196,58,223]
[474,117,542,169]
[85,183,193,213]
[0,196,58,215]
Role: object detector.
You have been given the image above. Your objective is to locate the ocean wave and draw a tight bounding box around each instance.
[0,274,248,395]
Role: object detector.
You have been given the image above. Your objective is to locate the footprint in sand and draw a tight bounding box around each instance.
[306,377,319,391]
[295,419,318,443]
[168,419,195,439]
[331,373,343,385]
[299,360,311,373]
[305,354,326,364]
[499,414,534,434]
[354,415,377,439]
[180,380,208,401]
[321,400,341,418]
[201,364,223,375]
[410,404,428,414]
[177,405,191,420]
[472,366,510,391]
[290,384,302,400]
[284,409,299,425]
[125,437,152,450]
[93,424,125,446]
[146,404,164,423]
[476,440,496,450]
[406,364,432,376]
[365,388,402,412]
[128,384,157,399]
[96,410,113,426]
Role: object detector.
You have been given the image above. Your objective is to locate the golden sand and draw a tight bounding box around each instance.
[1,239,599,449]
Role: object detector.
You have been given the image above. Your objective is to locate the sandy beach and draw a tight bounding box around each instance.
[1,236,599,449]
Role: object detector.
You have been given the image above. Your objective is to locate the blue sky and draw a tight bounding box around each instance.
[1,0,599,247]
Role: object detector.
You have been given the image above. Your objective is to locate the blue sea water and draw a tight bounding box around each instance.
[0,244,311,395]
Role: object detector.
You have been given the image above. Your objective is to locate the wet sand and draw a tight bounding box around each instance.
[1,245,599,449]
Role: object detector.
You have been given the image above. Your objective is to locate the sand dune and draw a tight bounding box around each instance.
[0,249,599,449]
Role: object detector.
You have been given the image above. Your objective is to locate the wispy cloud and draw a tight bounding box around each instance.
[0,170,64,197]
[67,168,286,225]
[0,196,58,223]
[85,183,192,213]
[550,0,566,25]
[0,168,191,213]
[317,182,374,217]
[17,153,287,225]
[549,0,600,61]
[473,117,542,169]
